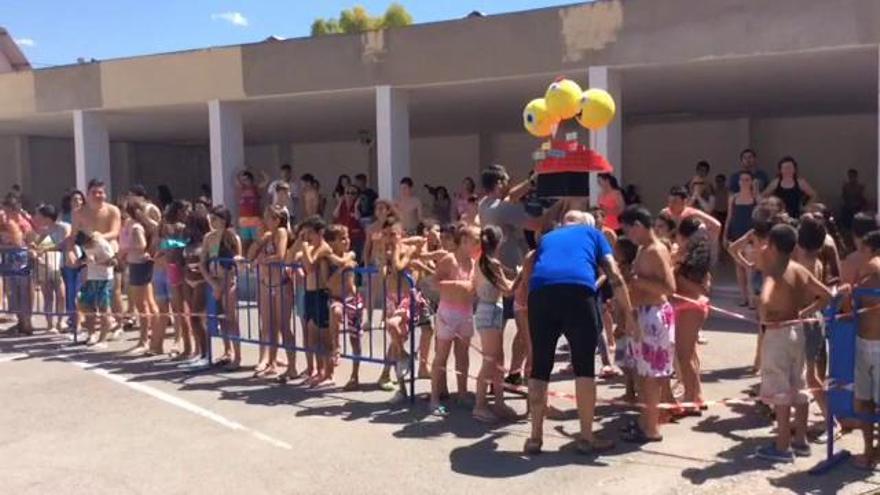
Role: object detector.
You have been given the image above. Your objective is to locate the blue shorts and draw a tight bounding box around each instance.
[79,280,112,310]
[474,301,504,330]
[751,269,764,295]
[153,267,170,302]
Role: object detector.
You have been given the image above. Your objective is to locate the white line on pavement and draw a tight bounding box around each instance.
[55,353,293,450]
[0,353,28,363]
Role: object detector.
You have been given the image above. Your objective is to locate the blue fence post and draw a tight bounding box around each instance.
[61,266,80,344]
[405,271,416,405]
[205,269,217,365]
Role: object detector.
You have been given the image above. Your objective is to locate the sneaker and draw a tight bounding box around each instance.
[108,328,124,342]
[755,444,794,463]
[179,357,210,371]
[791,442,812,457]
[89,341,109,350]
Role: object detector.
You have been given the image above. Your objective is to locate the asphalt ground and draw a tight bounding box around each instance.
[1,278,879,494]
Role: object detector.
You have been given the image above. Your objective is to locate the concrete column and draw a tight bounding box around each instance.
[588,66,622,207]
[208,100,244,214]
[375,86,410,199]
[73,110,112,195]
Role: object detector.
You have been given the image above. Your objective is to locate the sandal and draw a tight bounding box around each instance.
[213,356,232,367]
[431,404,450,417]
[472,408,498,424]
[622,425,663,444]
[342,379,360,392]
[575,435,615,455]
[523,438,543,455]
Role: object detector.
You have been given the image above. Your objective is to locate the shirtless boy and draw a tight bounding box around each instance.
[299,215,332,386]
[72,179,122,338]
[382,218,420,402]
[619,205,677,443]
[325,225,361,389]
[851,230,880,469]
[395,177,423,234]
[793,214,832,435]
[755,223,831,462]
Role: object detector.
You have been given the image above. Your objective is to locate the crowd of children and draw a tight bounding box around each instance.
[0,157,878,470]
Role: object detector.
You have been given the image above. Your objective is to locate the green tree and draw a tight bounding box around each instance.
[380,3,413,29]
[310,18,341,36]
[310,4,413,36]
[339,6,376,33]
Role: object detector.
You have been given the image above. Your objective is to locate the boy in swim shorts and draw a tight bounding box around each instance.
[75,231,116,348]
[755,223,831,463]
[620,206,676,443]
[325,224,362,389]
[851,230,880,469]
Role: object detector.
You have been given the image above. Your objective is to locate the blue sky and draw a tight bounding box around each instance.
[2,1,568,67]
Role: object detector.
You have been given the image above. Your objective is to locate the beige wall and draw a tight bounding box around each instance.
[623,113,878,212]
[751,114,877,209]
[100,48,245,108]
[0,136,27,191]
[130,143,210,202]
[624,118,750,210]
[28,137,76,206]
[0,72,35,118]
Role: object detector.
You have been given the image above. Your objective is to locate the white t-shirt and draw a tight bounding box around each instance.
[268,179,298,216]
[84,237,115,281]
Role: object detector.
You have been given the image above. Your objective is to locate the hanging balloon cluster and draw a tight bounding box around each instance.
[523,76,616,198]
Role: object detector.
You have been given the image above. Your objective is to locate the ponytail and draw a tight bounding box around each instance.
[478,225,503,289]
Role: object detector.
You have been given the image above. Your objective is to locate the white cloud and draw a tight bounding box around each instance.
[211,12,248,27]
[14,38,35,47]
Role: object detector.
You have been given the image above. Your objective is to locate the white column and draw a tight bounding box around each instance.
[588,66,622,207]
[208,100,244,214]
[73,110,112,195]
[375,86,410,199]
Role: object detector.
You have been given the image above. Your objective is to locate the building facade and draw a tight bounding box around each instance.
[0,0,877,213]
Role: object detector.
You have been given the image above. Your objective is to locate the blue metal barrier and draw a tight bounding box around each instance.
[205,258,418,401]
[811,288,880,474]
[0,248,80,341]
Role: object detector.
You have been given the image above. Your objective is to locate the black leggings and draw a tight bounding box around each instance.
[528,284,600,381]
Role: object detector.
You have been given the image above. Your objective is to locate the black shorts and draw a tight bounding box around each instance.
[528,284,601,381]
[304,289,330,328]
[503,296,514,321]
[129,261,154,287]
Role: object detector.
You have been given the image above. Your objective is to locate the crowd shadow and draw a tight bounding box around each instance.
[10,325,880,492]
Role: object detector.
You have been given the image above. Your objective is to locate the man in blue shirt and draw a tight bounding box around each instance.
[729,148,769,195]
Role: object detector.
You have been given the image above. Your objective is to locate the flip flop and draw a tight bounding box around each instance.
[622,425,663,444]
[523,438,543,455]
[575,436,615,455]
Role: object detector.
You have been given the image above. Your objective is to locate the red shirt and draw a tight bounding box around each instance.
[238,185,262,218]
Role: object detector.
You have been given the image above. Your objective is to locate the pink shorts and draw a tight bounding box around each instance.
[435,301,474,341]
[167,262,184,287]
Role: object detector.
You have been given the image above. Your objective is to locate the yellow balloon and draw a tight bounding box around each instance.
[523,98,557,138]
[576,88,616,130]
[544,78,583,120]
